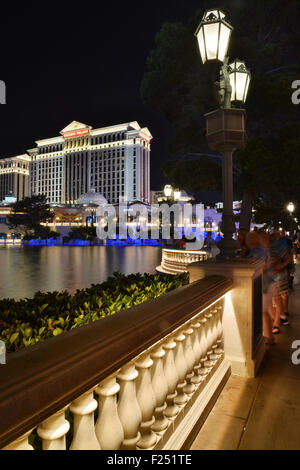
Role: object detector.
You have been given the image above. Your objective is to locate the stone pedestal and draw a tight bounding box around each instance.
[188,258,266,378]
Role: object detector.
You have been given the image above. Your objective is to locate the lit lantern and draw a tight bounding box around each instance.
[195,9,233,64]
[164,185,173,198]
[228,60,251,103]
[173,189,181,201]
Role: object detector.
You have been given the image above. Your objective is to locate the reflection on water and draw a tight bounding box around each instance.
[0,246,162,300]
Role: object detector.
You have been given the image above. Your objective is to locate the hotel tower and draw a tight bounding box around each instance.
[0,121,152,205]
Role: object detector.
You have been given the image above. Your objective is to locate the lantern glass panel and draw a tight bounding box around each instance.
[203,22,220,60]
[218,23,231,62]
[244,75,250,102]
[197,27,206,63]
[235,71,248,101]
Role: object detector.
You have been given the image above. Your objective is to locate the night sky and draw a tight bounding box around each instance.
[0,1,206,191]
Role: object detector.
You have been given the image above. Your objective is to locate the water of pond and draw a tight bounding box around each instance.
[0,245,162,300]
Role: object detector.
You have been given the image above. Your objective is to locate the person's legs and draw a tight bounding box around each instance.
[263,283,276,341]
[272,281,283,334]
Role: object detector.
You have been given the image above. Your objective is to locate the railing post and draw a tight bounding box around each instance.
[135,354,157,450]
[190,321,202,386]
[204,311,215,369]
[215,302,225,355]
[162,338,179,418]
[95,376,124,450]
[70,389,100,450]
[209,307,221,361]
[182,327,196,395]
[37,406,70,450]
[150,346,169,433]
[198,316,210,380]
[117,363,142,450]
[173,332,188,406]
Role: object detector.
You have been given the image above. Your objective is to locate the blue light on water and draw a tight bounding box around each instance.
[23,238,162,247]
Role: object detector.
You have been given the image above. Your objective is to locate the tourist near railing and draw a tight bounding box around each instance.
[157,249,210,275]
[0,275,232,450]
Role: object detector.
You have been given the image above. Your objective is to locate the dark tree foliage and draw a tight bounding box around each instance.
[141,0,300,229]
[68,226,97,241]
[254,192,300,232]
[6,195,54,232]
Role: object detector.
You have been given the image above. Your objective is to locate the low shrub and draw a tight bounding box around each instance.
[0,271,189,354]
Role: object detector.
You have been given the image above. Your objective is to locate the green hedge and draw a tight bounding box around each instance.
[0,272,189,354]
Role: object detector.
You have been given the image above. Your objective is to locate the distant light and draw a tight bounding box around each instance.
[164,185,173,198]
[174,189,181,200]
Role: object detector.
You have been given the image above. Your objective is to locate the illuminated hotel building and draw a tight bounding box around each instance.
[29,121,152,204]
[0,155,30,202]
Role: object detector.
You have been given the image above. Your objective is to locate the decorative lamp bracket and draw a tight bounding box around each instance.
[219,57,232,109]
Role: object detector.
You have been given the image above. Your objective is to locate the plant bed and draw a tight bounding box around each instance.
[0,272,189,354]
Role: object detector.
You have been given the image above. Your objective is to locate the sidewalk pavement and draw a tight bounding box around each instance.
[191,263,300,450]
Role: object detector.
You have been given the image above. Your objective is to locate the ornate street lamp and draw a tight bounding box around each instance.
[195,9,251,259]
[195,9,233,64]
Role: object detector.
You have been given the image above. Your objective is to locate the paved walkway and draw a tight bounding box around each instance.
[191,263,300,450]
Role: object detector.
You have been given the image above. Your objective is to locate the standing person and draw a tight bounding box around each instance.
[246,232,275,345]
[269,228,292,334]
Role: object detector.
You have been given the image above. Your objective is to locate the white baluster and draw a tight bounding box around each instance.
[182,327,196,395]
[203,311,215,369]
[3,429,34,450]
[150,346,169,433]
[95,376,124,450]
[37,406,70,450]
[208,308,220,362]
[135,354,157,450]
[162,338,179,418]
[198,316,210,379]
[173,332,188,406]
[215,302,225,355]
[214,307,221,346]
[117,363,142,450]
[190,321,202,386]
[70,389,100,450]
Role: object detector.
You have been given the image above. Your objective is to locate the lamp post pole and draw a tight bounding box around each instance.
[219,145,239,257]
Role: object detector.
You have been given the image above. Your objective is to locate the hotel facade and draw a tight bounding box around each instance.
[0,155,30,202]
[0,121,152,205]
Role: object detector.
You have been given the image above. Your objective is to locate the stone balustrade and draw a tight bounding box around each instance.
[0,276,232,451]
[156,249,210,274]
